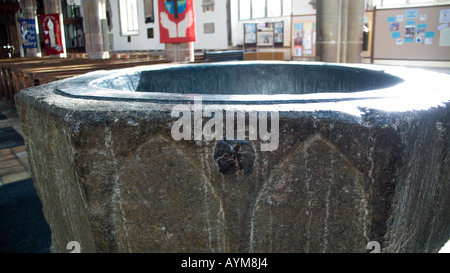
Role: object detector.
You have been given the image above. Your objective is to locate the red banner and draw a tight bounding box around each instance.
[158,0,196,43]
[41,14,64,55]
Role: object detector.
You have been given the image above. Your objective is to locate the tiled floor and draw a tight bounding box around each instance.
[0,101,32,185]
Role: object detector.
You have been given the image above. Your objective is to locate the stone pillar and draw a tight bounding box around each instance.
[20,0,41,57]
[43,0,62,13]
[82,0,110,59]
[165,42,194,62]
[316,0,364,63]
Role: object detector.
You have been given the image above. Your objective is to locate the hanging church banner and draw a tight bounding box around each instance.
[41,14,64,55]
[20,19,38,49]
[158,0,197,43]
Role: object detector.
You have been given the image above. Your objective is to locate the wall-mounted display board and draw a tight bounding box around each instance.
[244,23,257,48]
[373,5,450,61]
[243,21,285,60]
[291,15,316,60]
[244,22,284,48]
[257,22,275,47]
[273,21,284,48]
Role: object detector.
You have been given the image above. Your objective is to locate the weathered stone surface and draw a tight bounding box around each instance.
[15,62,450,253]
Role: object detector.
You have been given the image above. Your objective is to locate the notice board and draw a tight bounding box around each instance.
[291,15,316,59]
[373,5,450,61]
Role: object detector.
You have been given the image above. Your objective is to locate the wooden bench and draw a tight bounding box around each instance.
[110,51,165,60]
[204,50,244,62]
[1,50,229,105]
[29,58,169,86]
[1,57,54,102]
[9,58,73,97]
[243,51,284,61]
[1,55,168,104]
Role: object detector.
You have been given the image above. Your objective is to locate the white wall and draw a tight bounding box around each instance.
[229,0,316,48]
[193,0,229,50]
[84,0,317,52]
[108,0,164,51]
[230,0,292,47]
[292,0,316,15]
[106,0,228,51]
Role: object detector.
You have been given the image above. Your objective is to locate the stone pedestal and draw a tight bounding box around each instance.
[165,42,194,62]
[16,62,450,253]
[316,0,364,63]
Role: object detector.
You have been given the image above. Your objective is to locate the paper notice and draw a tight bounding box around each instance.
[304,22,313,31]
[440,9,450,24]
[437,23,449,31]
[439,27,450,46]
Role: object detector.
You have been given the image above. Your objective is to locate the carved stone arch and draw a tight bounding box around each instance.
[114,134,226,252]
[250,134,369,253]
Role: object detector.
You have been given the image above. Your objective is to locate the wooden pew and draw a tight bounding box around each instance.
[110,51,165,60]
[6,58,71,101]
[1,51,213,105]
[2,56,169,104]
[22,55,167,88]
[23,58,169,87]
[0,57,53,102]
[1,58,33,100]
[30,58,169,86]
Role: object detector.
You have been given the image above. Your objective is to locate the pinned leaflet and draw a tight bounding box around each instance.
[437,23,449,31]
